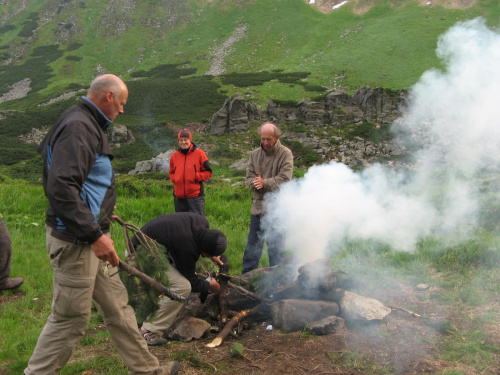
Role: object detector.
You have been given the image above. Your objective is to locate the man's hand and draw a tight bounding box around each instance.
[208,279,221,294]
[252,173,265,190]
[91,235,120,267]
[209,255,224,266]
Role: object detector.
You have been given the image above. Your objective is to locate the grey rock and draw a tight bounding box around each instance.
[209,94,264,135]
[167,317,211,342]
[339,291,391,322]
[110,123,135,147]
[229,158,248,171]
[271,299,340,333]
[128,149,175,174]
[308,315,345,335]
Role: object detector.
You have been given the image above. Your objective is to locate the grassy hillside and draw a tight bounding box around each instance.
[2,0,499,102]
[0,0,499,176]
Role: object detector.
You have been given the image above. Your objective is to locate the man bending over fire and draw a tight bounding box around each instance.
[132,212,227,346]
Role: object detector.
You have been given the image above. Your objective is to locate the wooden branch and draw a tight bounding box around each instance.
[218,254,230,323]
[228,281,272,303]
[206,303,265,348]
[390,306,421,317]
[118,260,187,304]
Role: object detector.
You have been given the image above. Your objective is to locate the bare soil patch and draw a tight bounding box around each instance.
[76,278,500,374]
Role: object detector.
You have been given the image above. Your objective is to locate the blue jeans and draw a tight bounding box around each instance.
[242,215,285,274]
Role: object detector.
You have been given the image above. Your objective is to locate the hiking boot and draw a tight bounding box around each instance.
[141,327,168,346]
[0,278,24,291]
[154,361,180,375]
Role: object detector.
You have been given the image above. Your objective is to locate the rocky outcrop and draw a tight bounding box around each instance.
[208,87,408,169]
[268,87,405,127]
[208,94,265,135]
[109,123,135,147]
[208,87,406,134]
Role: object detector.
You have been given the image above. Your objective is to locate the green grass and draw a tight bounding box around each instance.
[2,172,500,373]
[2,1,500,373]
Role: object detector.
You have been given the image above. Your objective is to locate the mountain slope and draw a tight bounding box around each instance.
[1,0,497,103]
[0,0,499,175]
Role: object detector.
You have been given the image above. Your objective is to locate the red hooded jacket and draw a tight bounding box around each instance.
[169,131,212,199]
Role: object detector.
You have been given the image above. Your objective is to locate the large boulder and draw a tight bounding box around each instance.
[109,123,135,147]
[339,291,391,323]
[208,94,264,135]
[128,149,175,174]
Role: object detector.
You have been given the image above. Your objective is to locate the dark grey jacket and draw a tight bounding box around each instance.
[38,97,116,244]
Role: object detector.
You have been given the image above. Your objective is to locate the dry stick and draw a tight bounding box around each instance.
[206,303,265,348]
[228,281,272,303]
[390,306,421,317]
[118,260,187,303]
[114,216,162,259]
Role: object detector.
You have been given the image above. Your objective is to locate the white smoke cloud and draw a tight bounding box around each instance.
[263,18,500,265]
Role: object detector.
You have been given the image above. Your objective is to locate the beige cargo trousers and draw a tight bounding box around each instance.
[25,227,160,374]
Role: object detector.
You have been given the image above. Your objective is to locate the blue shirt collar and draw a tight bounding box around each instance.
[82,96,112,130]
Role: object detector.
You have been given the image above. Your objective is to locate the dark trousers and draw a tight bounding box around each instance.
[242,214,285,274]
[0,217,12,285]
[174,196,205,216]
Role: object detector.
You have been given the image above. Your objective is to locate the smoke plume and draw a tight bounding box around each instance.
[263,18,500,265]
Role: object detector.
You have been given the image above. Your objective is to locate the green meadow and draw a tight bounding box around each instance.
[2,167,500,373]
[2,0,500,373]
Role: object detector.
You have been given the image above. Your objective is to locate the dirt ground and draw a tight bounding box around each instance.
[4,276,499,375]
[141,281,499,375]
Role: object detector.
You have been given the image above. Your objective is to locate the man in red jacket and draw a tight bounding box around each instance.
[169,129,212,216]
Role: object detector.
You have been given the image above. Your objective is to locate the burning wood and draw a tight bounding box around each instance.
[206,303,267,348]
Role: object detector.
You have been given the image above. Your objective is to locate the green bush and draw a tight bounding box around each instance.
[3,155,43,184]
[130,63,196,79]
[17,13,39,38]
[125,76,226,125]
[31,45,63,63]
[281,139,321,167]
[0,25,15,33]
[210,146,242,161]
[345,122,394,142]
[66,42,83,51]
[112,138,157,174]
[65,55,82,61]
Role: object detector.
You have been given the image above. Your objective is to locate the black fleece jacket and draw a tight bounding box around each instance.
[131,212,211,295]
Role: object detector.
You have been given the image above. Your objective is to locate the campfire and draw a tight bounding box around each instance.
[114,218,396,347]
[164,257,394,347]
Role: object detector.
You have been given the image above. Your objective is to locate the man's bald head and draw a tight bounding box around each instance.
[86,74,128,122]
[258,122,281,150]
